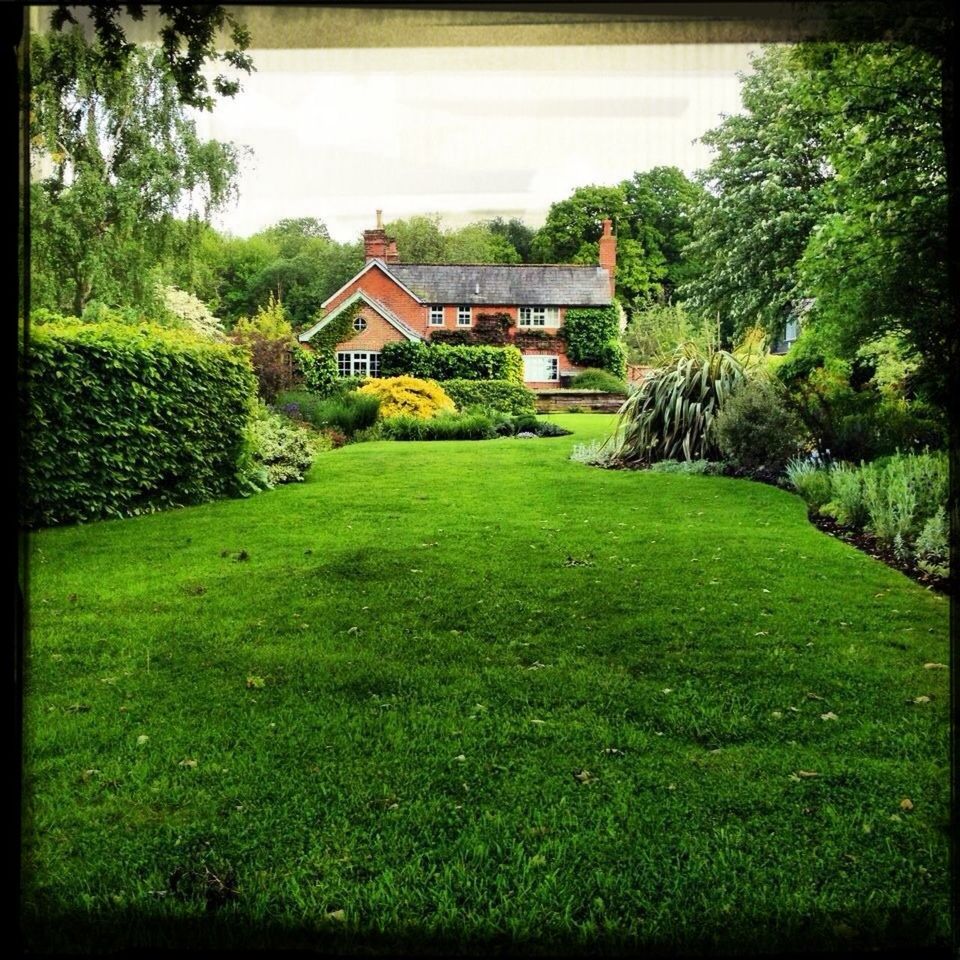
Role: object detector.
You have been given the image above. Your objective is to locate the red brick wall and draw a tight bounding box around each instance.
[334,304,407,352]
[324,265,428,335]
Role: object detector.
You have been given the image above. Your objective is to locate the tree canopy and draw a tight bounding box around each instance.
[681,41,948,404]
[30,29,240,316]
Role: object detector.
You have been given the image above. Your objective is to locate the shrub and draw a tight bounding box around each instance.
[159,285,225,340]
[569,368,629,394]
[570,438,618,467]
[294,349,339,396]
[358,376,455,419]
[276,389,380,436]
[861,451,947,545]
[609,344,746,464]
[21,321,257,527]
[380,341,524,384]
[378,411,497,441]
[230,295,297,402]
[440,378,536,415]
[914,508,949,579]
[712,378,807,473]
[246,403,325,486]
[648,459,728,475]
[563,305,626,378]
[822,462,868,528]
[511,414,572,437]
[784,458,833,510]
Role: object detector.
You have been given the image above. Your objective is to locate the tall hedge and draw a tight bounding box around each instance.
[440,379,536,415]
[380,341,524,384]
[20,322,257,527]
[563,305,627,378]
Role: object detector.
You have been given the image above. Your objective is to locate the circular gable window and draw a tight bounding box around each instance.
[353,316,367,332]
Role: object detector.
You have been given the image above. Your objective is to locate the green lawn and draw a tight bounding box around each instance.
[22,414,950,954]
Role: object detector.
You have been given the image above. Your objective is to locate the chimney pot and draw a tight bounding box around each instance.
[376,209,383,229]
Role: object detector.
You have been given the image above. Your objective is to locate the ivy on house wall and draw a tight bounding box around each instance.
[561,304,627,378]
[307,300,365,355]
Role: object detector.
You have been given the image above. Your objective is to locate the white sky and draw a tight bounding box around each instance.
[192,44,760,243]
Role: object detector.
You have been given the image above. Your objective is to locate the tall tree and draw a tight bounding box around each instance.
[485,216,535,262]
[48,4,252,110]
[680,45,830,342]
[621,167,707,296]
[681,40,948,403]
[30,28,242,315]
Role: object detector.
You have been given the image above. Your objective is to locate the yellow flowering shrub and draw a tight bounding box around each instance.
[358,376,455,419]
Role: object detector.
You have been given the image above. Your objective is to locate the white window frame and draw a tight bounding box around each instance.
[336,351,381,378]
[518,306,559,328]
[456,305,472,327]
[523,354,560,383]
[429,305,444,326]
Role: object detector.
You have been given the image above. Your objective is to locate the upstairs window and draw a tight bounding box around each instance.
[518,306,559,327]
[429,306,444,326]
[457,305,471,326]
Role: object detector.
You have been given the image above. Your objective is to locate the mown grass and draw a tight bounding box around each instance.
[21,415,950,954]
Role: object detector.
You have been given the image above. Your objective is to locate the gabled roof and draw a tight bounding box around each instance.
[386,263,612,306]
[298,290,423,343]
[319,259,425,309]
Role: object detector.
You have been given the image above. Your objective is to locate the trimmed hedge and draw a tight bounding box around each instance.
[20,322,257,527]
[381,341,524,384]
[440,378,536,415]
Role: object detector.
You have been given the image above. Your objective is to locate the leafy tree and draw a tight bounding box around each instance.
[531,184,629,263]
[680,46,830,343]
[682,40,949,407]
[48,4,253,110]
[485,216,535,262]
[384,214,446,263]
[255,217,331,258]
[621,167,707,295]
[444,223,521,263]
[29,29,240,316]
[625,302,717,365]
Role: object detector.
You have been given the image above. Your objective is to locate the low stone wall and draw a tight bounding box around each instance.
[534,390,626,414]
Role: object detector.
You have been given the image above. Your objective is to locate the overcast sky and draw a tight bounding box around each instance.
[192,43,760,243]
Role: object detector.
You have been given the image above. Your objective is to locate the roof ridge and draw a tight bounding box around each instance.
[390,262,604,268]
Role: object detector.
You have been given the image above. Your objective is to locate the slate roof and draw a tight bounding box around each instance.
[384,262,613,306]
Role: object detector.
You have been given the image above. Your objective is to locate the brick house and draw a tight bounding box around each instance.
[298,212,617,389]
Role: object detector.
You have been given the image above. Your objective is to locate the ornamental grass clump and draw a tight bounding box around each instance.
[358,376,455,419]
[609,343,746,464]
[785,457,833,510]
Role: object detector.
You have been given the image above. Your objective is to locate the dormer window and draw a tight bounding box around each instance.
[429,305,444,326]
[457,306,471,326]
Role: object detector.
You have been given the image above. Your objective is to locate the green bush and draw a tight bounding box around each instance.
[915,508,949,579]
[276,389,380,437]
[822,462,868,528]
[247,403,325,486]
[21,321,257,527]
[562,305,626,378]
[861,451,947,546]
[712,378,807,473]
[377,411,498,441]
[381,341,524,384]
[294,349,339,396]
[440,378,536,415]
[511,415,573,438]
[784,458,833,510]
[569,368,629,394]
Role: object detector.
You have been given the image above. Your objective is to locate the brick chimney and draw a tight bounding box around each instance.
[598,218,616,298]
[364,209,397,262]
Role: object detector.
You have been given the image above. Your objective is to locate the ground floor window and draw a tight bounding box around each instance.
[337,351,381,377]
[523,354,559,382]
